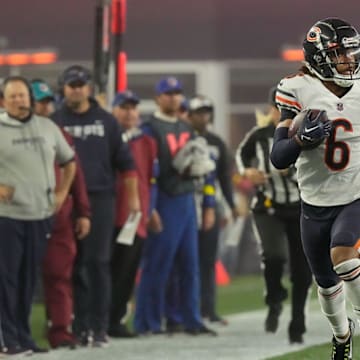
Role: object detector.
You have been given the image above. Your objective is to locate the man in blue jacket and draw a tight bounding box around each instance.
[52,65,139,347]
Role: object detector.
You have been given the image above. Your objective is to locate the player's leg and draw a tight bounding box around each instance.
[331,199,360,338]
[300,207,351,353]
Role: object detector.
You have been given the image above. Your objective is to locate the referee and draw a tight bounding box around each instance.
[235,87,312,344]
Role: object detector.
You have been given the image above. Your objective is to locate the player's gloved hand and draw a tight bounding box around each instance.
[296,110,332,147]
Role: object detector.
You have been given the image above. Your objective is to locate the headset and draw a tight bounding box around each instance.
[2,75,35,108]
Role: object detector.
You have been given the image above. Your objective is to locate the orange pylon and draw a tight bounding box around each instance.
[215,260,230,286]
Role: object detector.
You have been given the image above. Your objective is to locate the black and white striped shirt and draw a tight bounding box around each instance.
[236,123,300,207]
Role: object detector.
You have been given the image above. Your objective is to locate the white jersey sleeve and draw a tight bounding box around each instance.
[275,73,305,116]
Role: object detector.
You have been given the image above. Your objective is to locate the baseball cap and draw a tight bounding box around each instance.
[179,97,189,112]
[155,77,183,95]
[31,80,54,101]
[60,65,91,86]
[189,95,214,112]
[112,90,140,107]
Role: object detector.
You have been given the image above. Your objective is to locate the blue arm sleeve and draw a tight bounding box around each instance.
[270,127,302,169]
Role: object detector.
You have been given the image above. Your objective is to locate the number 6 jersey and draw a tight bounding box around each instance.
[276,73,360,206]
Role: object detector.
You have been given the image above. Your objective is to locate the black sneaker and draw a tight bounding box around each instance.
[108,324,136,338]
[288,319,305,344]
[29,345,49,353]
[265,303,283,333]
[289,332,304,344]
[93,332,109,348]
[331,318,354,360]
[0,345,33,356]
[209,314,229,326]
[166,321,184,335]
[185,325,217,336]
[76,331,92,347]
[54,340,78,350]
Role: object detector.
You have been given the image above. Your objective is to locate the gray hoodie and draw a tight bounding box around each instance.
[0,112,74,220]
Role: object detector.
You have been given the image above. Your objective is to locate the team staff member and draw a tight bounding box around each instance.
[236,87,312,344]
[52,65,139,347]
[109,90,160,338]
[134,77,216,335]
[188,95,239,325]
[30,80,91,349]
[0,76,76,356]
[30,79,55,117]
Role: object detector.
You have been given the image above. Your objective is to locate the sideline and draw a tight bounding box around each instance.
[31,301,331,360]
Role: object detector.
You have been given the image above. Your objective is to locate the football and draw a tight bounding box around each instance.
[288,109,330,149]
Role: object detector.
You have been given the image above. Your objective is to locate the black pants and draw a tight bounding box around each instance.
[109,230,144,329]
[72,192,114,334]
[198,217,220,318]
[0,217,51,350]
[253,205,313,330]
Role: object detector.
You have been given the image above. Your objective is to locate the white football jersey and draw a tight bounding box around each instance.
[276,73,360,206]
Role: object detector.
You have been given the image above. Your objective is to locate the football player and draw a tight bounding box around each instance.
[271,18,360,360]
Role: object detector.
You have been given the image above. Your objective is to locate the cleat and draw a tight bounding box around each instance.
[331,318,354,360]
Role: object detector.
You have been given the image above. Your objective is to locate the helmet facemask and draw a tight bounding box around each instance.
[304,19,360,87]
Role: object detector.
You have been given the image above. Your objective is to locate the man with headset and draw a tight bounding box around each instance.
[0,76,76,356]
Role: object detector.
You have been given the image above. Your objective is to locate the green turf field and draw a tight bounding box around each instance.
[31,275,358,359]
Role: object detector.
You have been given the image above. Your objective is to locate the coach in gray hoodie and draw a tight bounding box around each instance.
[0,76,76,356]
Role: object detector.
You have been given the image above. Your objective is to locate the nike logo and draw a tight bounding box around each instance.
[304,125,320,133]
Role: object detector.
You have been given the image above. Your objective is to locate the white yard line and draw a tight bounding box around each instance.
[31,301,335,360]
